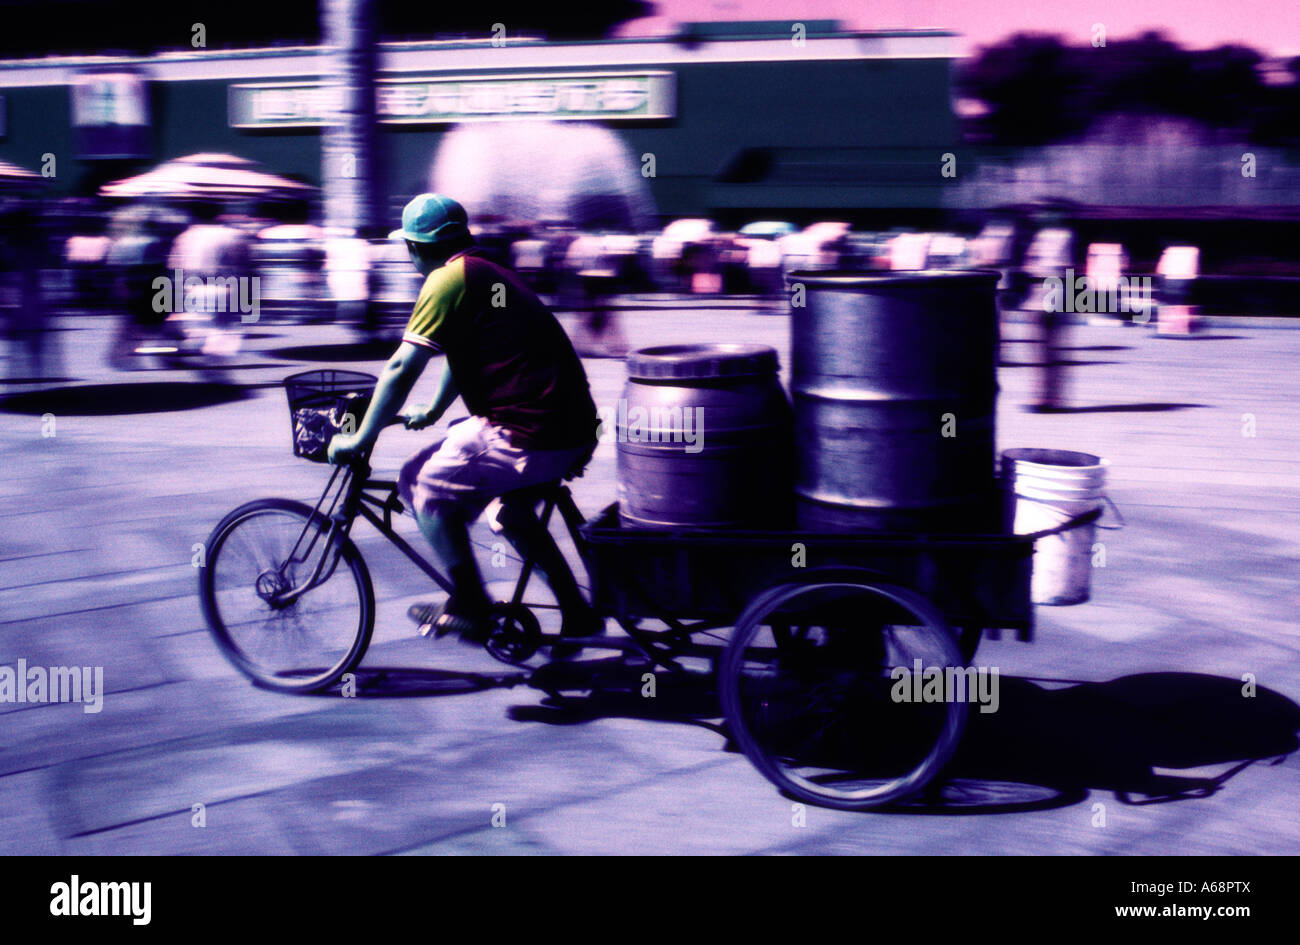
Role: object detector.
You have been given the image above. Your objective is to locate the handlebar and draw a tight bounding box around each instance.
[326,412,424,468]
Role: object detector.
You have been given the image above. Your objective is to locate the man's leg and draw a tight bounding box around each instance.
[415,501,491,618]
[495,496,600,636]
[401,418,497,636]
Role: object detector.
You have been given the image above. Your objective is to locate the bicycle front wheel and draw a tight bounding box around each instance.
[199,498,374,693]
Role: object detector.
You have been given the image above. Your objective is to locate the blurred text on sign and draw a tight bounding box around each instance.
[230,72,675,127]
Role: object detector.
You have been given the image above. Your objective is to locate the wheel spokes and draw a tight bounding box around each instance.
[208,509,366,686]
[725,582,969,808]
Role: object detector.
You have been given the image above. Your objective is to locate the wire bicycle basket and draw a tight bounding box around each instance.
[284,369,377,462]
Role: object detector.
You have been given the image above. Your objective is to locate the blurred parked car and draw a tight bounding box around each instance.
[779,221,851,276]
[887,231,933,270]
[725,221,794,295]
[839,231,893,270]
[651,218,718,291]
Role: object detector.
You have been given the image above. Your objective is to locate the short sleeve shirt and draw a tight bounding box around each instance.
[403,249,599,451]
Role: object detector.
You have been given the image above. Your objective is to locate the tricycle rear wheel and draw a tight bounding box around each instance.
[719,579,968,811]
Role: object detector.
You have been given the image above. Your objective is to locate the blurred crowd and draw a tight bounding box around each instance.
[1,163,1221,385]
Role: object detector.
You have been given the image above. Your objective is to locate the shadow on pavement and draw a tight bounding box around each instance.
[513,657,727,739]
[1029,402,1204,413]
[510,663,1300,816]
[999,359,1120,368]
[920,672,1300,814]
[0,381,250,415]
[314,666,527,698]
[0,376,79,385]
[268,340,397,362]
[1157,334,1244,341]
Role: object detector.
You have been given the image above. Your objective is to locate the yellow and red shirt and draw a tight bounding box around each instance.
[403,250,599,451]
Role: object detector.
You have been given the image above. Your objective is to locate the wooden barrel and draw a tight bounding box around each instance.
[617,343,792,529]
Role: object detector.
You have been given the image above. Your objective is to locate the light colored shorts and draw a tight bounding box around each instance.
[397,415,591,521]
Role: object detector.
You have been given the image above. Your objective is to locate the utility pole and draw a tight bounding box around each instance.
[321,0,383,329]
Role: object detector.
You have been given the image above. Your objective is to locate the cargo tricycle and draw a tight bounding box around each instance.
[199,369,1098,811]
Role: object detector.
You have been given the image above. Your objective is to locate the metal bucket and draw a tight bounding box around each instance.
[617,344,793,529]
[789,270,1002,531]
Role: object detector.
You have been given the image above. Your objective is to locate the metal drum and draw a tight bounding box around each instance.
[789,270,1001,532]
[617,344,793,529]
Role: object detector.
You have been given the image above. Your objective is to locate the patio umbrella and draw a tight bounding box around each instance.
[0,160,39,179]
[0,160,42,192]
[100,153,311,199]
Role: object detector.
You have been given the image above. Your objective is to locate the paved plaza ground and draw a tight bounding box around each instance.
[1,300,1297,854]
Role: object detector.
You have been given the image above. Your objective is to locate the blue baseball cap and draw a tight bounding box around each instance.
[388,193,471,244]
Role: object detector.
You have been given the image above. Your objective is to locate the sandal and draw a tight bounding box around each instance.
[407,599,493,645]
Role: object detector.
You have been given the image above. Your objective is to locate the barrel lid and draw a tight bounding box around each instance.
[626,344,779,380]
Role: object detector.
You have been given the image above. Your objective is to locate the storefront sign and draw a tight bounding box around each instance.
[229,72,675,127]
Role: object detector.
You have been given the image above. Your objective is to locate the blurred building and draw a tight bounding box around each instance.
[0,20,959,227]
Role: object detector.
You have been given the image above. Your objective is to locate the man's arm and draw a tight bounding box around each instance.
[404,358,458,429]
[358,341,433,443]
[327,341,431,463]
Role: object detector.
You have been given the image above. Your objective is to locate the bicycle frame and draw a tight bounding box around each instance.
[262,437,715,671]
[270,454,590,615]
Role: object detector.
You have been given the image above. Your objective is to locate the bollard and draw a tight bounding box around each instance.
[1157,276,1199,335]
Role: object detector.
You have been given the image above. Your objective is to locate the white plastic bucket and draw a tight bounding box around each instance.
[1002,448,1109,605]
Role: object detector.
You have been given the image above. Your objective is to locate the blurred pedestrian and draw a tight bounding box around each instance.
[564,232,630,359]
[169,201,254,324]
[105,205,176,369]
[255,198,327,325]
[59,198,114,316]
[1021,223,1075,412]
[0,197,59,381]
[323,228,372,331]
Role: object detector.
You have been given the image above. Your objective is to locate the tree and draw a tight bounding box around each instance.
[957,31,1293,146]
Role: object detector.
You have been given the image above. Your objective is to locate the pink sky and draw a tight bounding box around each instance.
[622,0,1300,56]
